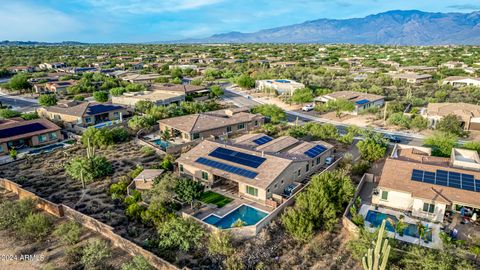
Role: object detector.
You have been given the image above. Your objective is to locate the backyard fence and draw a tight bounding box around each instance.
[0,178,180,270]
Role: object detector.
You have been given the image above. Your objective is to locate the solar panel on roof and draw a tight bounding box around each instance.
[86,104,124,115]
[209,147,266,168]
[410,169,479,193]
[253,136,273,145]
[196,157,258,179]
[355,99,370,105]
[304,145,327,158]
[0,123,48,139]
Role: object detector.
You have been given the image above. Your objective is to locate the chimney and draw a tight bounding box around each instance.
[261,151,264,157]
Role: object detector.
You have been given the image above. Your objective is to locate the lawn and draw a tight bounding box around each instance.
[199,191,233,208]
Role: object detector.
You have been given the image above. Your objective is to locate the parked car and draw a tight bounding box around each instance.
[384,134,401,143]
[302,104,314,111]
[325,156,334,165]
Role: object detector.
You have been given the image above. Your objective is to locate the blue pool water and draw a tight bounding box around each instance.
[203,205,268,229]
[151,139,169,150]
[365,210,432,242]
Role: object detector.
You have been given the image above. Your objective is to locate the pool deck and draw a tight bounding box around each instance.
[359,204,442,249]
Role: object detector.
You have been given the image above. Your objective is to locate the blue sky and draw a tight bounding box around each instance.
[2,0,479,43]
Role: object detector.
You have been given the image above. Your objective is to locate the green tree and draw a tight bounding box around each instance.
[436,114,466,136]
[65,155,113,187]
[20,112,39,120]
[388,112,410,129]
[121,256,153,270]
[9,148,17,159]
[424,132,457,157]
[210,85,224,97]
[252,104,286,123]
[93,91,109,102]
[161,154,174,170]
[128,115,156,131]
[0,108,21,118]
[463,141,480,153]
[135,100,155,113]
[208,230,234,258]
[175,178,204,208]
[410,115,428,131]
[38,94,58,107]
[357,131,388,162]
[234,74,255,89]
[81,239,112,270]
[9,73,31,90]
[109,87,127,97]
[291,88,314,104]
[281,170,354,241]
[157,217,205,252]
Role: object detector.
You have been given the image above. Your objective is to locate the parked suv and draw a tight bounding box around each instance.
[302,104,314,112]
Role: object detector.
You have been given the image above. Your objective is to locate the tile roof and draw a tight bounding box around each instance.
[0,119,60,143]
[150,83,208,94]
[426,103,480,119]
[318,91,384,104]
[42,102,125,117]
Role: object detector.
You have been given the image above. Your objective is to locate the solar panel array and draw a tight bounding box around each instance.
[86,104,124,115]
[196,157,258,179]
[411,169,480,192]
[0,123,48,139]
[209,147,266,168]
[304,145,327,158]
[252,136,273,145]
[355,99,370,105]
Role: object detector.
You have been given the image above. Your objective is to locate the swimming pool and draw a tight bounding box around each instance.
[365,210,432,242]
[203,204,269,229]
[151,139,169,150]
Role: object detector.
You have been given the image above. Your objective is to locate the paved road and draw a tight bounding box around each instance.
[223,88,426,146]
[0,92,39,112]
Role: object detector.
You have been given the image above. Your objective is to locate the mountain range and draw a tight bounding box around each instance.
[178,10,480,45]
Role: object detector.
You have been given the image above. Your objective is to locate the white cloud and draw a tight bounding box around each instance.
[0,2,81,41]
[85,0,224,14]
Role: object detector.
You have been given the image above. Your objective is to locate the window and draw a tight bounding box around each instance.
[297,169,301,176]
[226,126,232,133]
[423,203,435,213]
[179,164,184,172]
[316,157,321,165]
[237,123,245,130]
[254,120,258,126]
[49,132,57,140]
[38,134,47,143]
[246,186,258,197]
[85,117,91,123]
[201,171,208,180]
[381,191,388,200]
[306,163,309,172]
[192,133,200,140]
[311,160,314,167]
[0,145,3,153]
[274,182,277,188]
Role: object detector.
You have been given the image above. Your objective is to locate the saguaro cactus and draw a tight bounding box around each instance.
[362,219,391,270]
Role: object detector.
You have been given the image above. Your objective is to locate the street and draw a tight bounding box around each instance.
[223,88,426,146]
[0,92,39,112]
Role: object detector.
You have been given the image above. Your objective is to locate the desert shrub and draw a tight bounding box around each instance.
[0,198,36,230]
[54,220,82,245]
[157,217,205,252]
[141,146,155,156]
[121,255,153,270]
[65,155,113,183]
[110,179,130,201]
[81,239,112,269]
[351,160,371,176]
[18,213,53,241]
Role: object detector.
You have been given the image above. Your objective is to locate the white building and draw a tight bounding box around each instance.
[373,144,480,223]
[442,76,480,87]
[255,79,305,95]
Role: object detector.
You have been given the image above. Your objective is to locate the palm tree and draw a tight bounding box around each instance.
[387,217,407,240]
[416,222,426,245]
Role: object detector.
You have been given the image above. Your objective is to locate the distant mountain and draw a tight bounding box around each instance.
[0,40,87,46]
[178,10,480,45]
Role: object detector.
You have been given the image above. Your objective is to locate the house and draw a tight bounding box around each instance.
[158,108,264,142]
[0,119,62,155]
[121,73,164,84]
[7,66,34,73]
[37,101,127,130]
[314,91,385,115]
[176,134,333,206]
[270,61,298,68]
[127,169,164,196]
[421,103,480,131]
[255,79,305,95]
[373,144,480,223]
[111,90,185,107]
[150,83,209,95]
[391,73,432,84]
[398,66,437,73]
[44,80,76,95]
[39,62,66,69]
[168,64,198,70]
[442,76,480,87]
[441,61,468,69]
